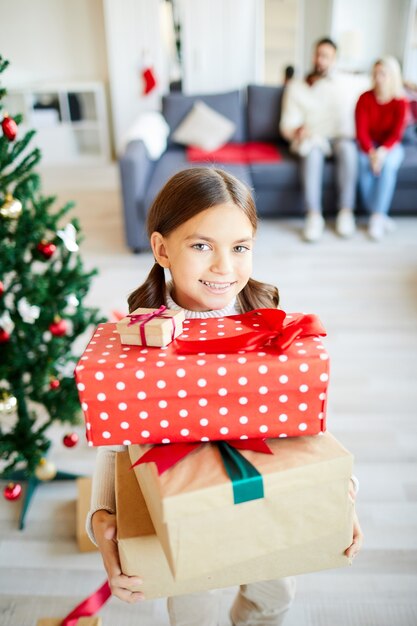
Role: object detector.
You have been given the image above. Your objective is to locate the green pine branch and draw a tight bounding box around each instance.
[0,54,105,476]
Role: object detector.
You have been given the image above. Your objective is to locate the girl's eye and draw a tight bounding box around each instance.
[192,243,210,251]
[234,245,250,253]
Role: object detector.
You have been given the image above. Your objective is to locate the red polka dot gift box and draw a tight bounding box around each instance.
[75,309,330,447]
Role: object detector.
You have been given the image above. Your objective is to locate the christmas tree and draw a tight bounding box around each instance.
[0,55,104,519]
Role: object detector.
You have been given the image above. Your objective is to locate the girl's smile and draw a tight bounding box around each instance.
[199,280,237,291]
[151,202,254,311]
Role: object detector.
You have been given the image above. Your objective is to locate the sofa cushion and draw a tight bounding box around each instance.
[247,84,286,143]
[402,123,417,146]
[250,159,299,189]
[396,145,417,184]
[250,147,336,190]
[186,142,281,164]
[163,90,246,146]
[171,100,236,151]
[144,148,253,212]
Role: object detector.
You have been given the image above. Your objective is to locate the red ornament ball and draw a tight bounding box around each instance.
[0,329,10,343]
[37,240,56,259]
[49,378,60,390]
[1,114,18,141]
[63,432,79,448]
[49,318,68,337]
[3,482,22,501]
[0,280,4,296]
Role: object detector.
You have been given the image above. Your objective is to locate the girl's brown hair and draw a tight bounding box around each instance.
[128,167,279,313]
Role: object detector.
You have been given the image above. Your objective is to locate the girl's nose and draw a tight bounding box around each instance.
[211,251,233,274]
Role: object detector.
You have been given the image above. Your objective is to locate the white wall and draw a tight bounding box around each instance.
[301,0,332,75]
[0,0,108,85]
[264,0,304,84]
[178,0,263,94]
[330,0,410,72]
[1,0,412,159]
[102,0,170,152]
[402,0,417,82]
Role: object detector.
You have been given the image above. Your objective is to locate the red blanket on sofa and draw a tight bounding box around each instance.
[186,141,281,164]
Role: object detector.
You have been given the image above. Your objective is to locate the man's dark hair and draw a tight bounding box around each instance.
[315,37,337,51]
[284,65,295,80]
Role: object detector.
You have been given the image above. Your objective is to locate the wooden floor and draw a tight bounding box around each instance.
[1,165,417,625]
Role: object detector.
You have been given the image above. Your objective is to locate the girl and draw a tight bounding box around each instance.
[355,56,409,241]
[88,167,363,626]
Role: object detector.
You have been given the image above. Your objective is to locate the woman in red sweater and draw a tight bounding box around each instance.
[355,56,408,240]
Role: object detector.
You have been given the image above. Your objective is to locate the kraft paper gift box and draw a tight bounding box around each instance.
[116,306,185,347]
[76,477,98,553]
[76,310,329,447]
[116,448,353,598]
[128,431,353,581]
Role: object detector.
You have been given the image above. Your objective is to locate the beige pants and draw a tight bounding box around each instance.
[167,577,296,626]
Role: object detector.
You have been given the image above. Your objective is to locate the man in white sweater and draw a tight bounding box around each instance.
[280,37,367,242]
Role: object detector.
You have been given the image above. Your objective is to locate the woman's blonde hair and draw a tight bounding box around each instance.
[373,56,404,100]
[128,167,279,313]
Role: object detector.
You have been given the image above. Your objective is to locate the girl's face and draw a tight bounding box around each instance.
[151,202,254,311]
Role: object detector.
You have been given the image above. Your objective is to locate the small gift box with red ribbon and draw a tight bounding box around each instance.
[75,309,329,447]
[127,432,354,581]
[116,305,185,347]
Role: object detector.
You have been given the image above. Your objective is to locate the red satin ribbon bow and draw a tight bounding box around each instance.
[131,437,273,475]
[127,304,176,345]
[175,309,326,354]
[61,579,111,626]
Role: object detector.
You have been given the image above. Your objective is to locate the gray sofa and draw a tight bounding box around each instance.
[119,85,417,252]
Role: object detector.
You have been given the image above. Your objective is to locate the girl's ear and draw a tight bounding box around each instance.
[150,232,170,268]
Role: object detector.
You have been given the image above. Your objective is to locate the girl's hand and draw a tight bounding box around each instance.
[92,509,145,603]
[345,509,364,560]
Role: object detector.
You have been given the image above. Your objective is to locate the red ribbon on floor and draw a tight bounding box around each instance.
[61,579,111,626]
[175,309,326,354]
[131,437,273,475]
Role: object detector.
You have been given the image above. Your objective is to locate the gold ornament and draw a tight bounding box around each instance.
[34,458,57,481]
[0,391,17,414]
[0,194,22,219]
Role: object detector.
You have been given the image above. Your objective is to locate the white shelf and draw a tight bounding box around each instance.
[3,81,111,165]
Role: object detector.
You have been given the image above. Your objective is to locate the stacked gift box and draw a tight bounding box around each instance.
[76,307,354,590]
[117,442,353,598]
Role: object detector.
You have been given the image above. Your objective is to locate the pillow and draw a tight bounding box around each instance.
[121,111,169,159]
[171,100,236,151]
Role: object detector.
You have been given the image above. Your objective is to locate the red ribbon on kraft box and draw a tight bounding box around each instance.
[127,304,177,345]
[131,437,273,474]
[131,437,274,504]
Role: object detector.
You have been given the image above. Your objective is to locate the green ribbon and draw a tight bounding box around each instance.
[217,441,264,504]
